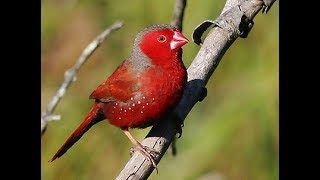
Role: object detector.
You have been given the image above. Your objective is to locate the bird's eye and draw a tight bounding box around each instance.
[157,35,166,43]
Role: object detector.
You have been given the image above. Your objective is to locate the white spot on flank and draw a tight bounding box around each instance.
[141,111,143,114]
[132,103,135,107]
[130,97,134,100]
[124,109,127,113]
[113,106,116,109]
[118,117,121,120]
[142,96,146,99]
[142,106,145,109]
[129,107,131,110]
[120,108,123,111]
[146,103,149,106]
[152,98,155,101]
[138,101,141,104]
[115,103,118,106]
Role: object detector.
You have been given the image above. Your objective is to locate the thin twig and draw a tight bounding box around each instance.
[170,0,187,31]
[116,0,275,179]
[41,21,124,136]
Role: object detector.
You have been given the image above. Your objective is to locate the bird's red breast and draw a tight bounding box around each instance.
[90,24,189,129]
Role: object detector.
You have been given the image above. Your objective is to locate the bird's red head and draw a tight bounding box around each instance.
[137,24,189,66]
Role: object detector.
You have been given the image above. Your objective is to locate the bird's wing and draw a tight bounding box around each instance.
[89,61,140,103]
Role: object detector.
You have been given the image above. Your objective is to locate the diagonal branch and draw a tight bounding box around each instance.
[116,0,276,179]
[41,21,123,136]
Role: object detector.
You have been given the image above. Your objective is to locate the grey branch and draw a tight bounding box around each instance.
[170,0,187,31]
[116,0,275,179]
[41,21,123,136]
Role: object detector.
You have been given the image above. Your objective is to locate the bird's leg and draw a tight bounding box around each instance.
[122,129,159,172]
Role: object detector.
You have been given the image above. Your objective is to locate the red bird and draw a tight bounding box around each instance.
[50,24,189,168]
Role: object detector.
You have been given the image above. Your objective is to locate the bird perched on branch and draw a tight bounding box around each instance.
[50,24,189,169]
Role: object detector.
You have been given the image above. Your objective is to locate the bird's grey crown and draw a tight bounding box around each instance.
[133,24,177,49]
[129,24,177,73]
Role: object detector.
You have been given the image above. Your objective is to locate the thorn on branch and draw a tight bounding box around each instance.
[261,0,276,14]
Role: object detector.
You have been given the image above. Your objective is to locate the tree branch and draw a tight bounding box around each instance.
[116,0,276,179]
[170,0,187,31]
[41,21,123,136]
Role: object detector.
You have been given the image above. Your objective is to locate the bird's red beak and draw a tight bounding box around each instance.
[170,31,189,50]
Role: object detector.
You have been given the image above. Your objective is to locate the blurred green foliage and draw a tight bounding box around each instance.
[41,0,278,179]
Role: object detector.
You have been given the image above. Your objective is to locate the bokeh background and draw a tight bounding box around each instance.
[41,0,279,179]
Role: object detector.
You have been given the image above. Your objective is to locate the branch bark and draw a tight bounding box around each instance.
[116,0,276,179]
[41,21,123,136]
[171,0,187,31]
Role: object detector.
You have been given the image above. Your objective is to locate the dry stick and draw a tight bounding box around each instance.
[116,0,273,179]
[41,21,123,136]
[171,0,187,31]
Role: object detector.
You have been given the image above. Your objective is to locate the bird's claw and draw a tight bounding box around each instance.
[129,145,160,157]
[129,145,160,173]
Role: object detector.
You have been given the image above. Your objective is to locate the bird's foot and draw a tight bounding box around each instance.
[129,145,160,157]
[129,144,160,173]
